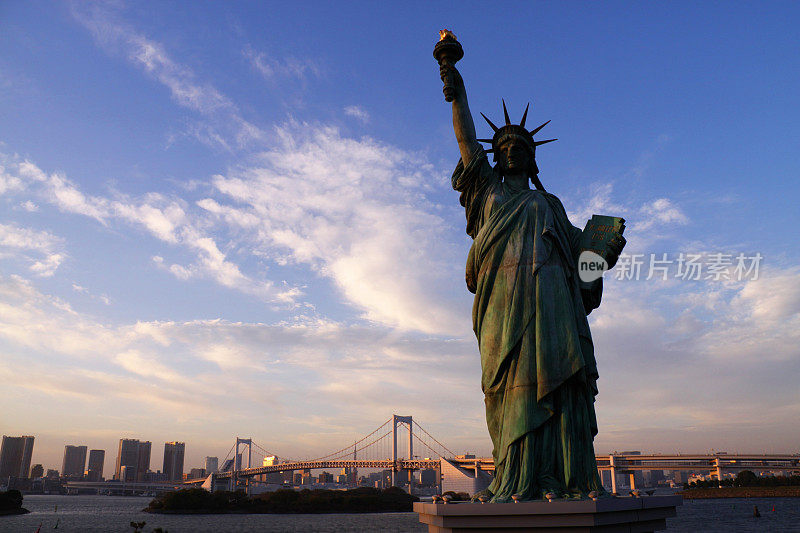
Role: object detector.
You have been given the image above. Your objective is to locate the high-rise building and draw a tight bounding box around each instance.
[87,449,105,481]
[205,456,218,474]
[114,439,151,482]
[162,442,185,482]
[115,439,139,482]
[137,441,151,482]
[61,445,88,479]
[0,435,35,479]
[29,464,44,479]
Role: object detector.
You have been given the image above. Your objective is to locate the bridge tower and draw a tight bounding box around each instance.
[231,437,253,494]
[391,415,413,488]
[713,456,723,485]
[609,454,618,495]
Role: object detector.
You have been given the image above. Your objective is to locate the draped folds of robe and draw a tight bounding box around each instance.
[452,148,604,501]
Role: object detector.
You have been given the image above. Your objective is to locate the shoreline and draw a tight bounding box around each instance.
[680,487,800,499]
[144,487,419,515]
[0,508,30,516]
[144,508,417,515]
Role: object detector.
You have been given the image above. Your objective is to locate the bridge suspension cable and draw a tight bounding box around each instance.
[250,440,294,463]
[413,420,457,457]
[220,441,236,466]
[307,417,392,462]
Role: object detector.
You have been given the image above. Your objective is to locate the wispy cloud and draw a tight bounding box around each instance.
[244,45,320,81]
[635,198,689,232]
[0,162,24,194]
[0,222,65,276]
[1,154,298,303]
[344,105,370,123]
[71,3,263,149]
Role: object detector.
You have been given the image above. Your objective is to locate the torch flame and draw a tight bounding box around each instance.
[439,29,457,41]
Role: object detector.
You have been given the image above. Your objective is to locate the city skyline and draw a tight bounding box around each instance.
[1,2,799,473]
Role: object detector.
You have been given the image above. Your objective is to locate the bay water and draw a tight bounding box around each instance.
[2,494,800,532]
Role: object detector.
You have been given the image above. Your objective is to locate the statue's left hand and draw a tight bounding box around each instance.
[606,233,626,269]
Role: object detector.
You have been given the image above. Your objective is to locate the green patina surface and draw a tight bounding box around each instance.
[435,31,624,502]
[453,149,606,502]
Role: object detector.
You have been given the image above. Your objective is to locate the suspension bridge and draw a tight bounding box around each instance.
[187,413,800,494]
[197,415,458,491]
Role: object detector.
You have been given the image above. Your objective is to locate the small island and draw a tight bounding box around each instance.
[145,487,419,514]
[680,471,800,499]
[0,490,29,516]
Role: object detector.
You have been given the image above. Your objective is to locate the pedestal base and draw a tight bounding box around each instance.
[413,495,682,533]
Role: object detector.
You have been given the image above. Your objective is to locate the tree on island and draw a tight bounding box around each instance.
[735,470,758,487]
[0,490,29,515]
[684,470,800,489]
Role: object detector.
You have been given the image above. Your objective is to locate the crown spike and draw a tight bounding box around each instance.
[520,103,530,128]
[477,138,494,143]
[529,120,551,136]
[534,138,557,146]
[502,99,511,125]
[480,112,499,132]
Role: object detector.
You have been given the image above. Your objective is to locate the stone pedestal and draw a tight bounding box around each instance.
[414,495,682,533]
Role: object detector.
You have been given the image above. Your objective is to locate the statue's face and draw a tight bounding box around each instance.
[497,139,531,175]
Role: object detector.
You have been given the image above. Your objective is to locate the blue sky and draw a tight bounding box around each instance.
[1,1,799,474]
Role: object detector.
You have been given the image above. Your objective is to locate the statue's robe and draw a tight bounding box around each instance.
[452,148,604,501]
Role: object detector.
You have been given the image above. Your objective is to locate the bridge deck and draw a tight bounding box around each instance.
[196,453,799,482]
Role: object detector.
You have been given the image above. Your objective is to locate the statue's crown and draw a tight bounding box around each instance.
[478,100,557,155]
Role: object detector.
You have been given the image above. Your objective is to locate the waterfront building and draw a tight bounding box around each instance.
[30,463,44,479]
[381,469,393,488]
[163,441,185,482]
[318,471,334,483]
[219,457,234,472]
[672,471,688,484]
[601,469,612,489]
[0,435,35,479]
[189,468,206,479]
[205,456,218,474]
[343,466,358,485]
[645,469,666,486]
[440,458,492,495]
[144,470,167,483]
[258,455,286,484]
[87,449,105,481]
[418,468,438,487]
[61,445,87,479]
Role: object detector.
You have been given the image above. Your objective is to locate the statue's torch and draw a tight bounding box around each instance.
[433,29,464,102]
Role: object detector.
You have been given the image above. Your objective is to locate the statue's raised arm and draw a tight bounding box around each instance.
[434,30,481,166]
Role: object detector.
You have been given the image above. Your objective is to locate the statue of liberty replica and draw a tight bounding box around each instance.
[435,31,626,502]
